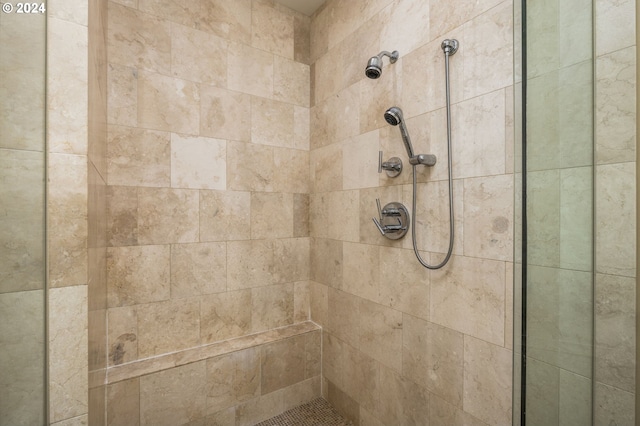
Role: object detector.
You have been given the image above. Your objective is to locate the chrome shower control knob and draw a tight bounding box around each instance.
[372,199,409,240]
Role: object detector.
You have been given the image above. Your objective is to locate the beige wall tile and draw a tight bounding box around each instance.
[463,336,512,425]
[261,335,306,394]
[200,86,251,142]
[49,285,88,423]
[251,97,295,148]
[137,187,199,244]
[0,11,46,151]
[376,364,430,425]
[281,376,321,412]
[358,299,402,372]
[137,298,200,358]
[226,141,274,191]
[171,134,226,190]
[379,0,430,57]
[206,348,260,413]
[594,382,635,425]
[527,266,592,377]
[452,89,506,179]
[429,394,487,426]
[322,332,345,388]
[342,131,380,190]
[310,238,343,287]
[227,240,275,290]
[342,344,379,412]
[595,162,636,277]
[48,153,88,288]
[274,59,310,107]
[595,0,635,56]
[463,174,514,261]
[108,2,171,74]
[107,64,138,128]
[309,281,328,326]
[251,192,294,239]
[294,281,311,322]
[560,167,593,271]
[235,390,284,426]
[293,193,310,237]
[251,283,295,332]
[272,147,310,193]
[462,1,513,100]
[293,13,311,64]
[403,315,464,407]
[273,238,310,283]
[106,186,138,247]
[596,47,636,164]
[431,255,505,345]
[407,180,464,256]
[327,288,360,344]
[311,142,343,192]
[137,71,200,134]
[48,17,89,155]
[199,190,251,241]
[559,369,592,425]
[171,242,227,299]
[107,378,140,426]
[51,415,89,426]
[378,246,430,320]
[595,273,636,393]
[0,150,45,293]
[107,245,170,307]
[342,242,379,302]
[107,125,171,187]
[171,24,228,87]
[140,361,207,426]
[526,169,560,267]
[327,380,360,424]
[252,0,294,58]
[429,0,502,39]
[227,42,274,98]
[200,290,251,344]
[108,306,138,366]
[0,291,46,425]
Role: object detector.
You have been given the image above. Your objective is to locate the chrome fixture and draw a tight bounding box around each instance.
[365,50,399,79]
[384,107,436,167]
[372,199,409,240]
[379,39,459,269]
[378,150,402,177]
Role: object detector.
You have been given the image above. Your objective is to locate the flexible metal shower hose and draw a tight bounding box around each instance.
[411,49,455,269]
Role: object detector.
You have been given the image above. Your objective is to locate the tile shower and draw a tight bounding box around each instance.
[2,0,631,424]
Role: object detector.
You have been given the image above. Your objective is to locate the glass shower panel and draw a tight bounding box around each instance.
[517,0,595,424]
[0,5,47,425]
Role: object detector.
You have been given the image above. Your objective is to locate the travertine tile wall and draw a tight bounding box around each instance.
[88,0,109,424]
[309,0,514,424]
[0,5,47,425]
[594,0,637,422]
[105,0,312,409]
[47,0,91,424]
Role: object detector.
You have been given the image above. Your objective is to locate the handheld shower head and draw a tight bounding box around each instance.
[365,50,399,79]
[384,106,414,159]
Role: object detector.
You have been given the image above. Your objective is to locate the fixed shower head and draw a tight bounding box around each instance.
[384,106,415,159]
[365,50,399,79]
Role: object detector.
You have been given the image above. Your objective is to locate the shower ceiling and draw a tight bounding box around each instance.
[274,0,326,16]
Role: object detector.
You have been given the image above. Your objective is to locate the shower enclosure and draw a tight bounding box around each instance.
[0,5,48,425]
[515,0,637,423]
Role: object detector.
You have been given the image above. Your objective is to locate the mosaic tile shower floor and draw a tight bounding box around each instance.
[255,398,353,426]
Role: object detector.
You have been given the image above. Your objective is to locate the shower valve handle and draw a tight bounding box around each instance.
[378,151,402,177]
[372,199,409,240]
